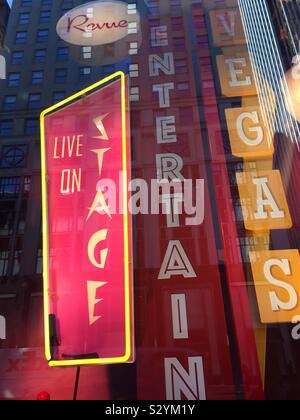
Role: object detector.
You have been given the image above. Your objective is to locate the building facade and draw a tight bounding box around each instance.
[0,0,300,400]
[0,0,9,49]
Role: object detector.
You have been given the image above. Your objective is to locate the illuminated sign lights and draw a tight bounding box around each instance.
[41,71,134,367]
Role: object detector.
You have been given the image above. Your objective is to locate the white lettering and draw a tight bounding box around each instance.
[253,177,284,220]
[165,357,206,400]
[151,26,168,47]
[159,240,197,279]
[171,294,189,339]
[237,111,264,146]
[264,259,298,311]
[153,83,174,108]
[156,153,184,181]
[149,53,175,77]
[156,116,177,144]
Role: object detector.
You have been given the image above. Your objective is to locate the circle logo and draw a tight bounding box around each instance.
[56,1,140,46]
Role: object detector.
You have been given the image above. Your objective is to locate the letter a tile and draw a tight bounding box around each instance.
[236,170,292,231]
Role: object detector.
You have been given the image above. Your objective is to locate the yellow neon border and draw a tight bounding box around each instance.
[40,71,133,367]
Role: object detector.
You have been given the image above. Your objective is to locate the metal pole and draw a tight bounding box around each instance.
[73,367,81,401]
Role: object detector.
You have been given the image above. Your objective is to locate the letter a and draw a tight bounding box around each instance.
[253,177,284,220]
[158,240,196,279]
[87,190,111,221]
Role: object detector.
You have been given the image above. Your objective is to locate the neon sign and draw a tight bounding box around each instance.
[40,72,134,367]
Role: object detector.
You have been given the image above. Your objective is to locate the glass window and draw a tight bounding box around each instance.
[3,96,17,111]
[0,145,27,168]
[34,49,46,63]
[36,248,42,274]
[52,91,65,103]
[81,46,92,60]
[37,29,48,43]
[15,31,27,44]
[31,71,44,85]
[79,66,91,81]
[0,248,9,277]
[0,177,21,198]
[55,68,67,84]
[18,12,30,25]
[0,121,13,136]
[28,93,41,109]
[3,0,300,402]
[57,47,68,62]
[24,118,38,135]
[7,73,20,87]
[12,51,24,65]
[0,201,15,236]
[12,249,22,275]
[39,10,51,24]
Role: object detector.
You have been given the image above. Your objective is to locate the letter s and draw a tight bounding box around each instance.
[149,406,156,415]
[264,259,298,311]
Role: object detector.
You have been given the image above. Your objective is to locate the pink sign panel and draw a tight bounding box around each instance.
[41,72,134,367]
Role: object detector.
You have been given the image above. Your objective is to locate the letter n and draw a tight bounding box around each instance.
[165,357,206,400]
